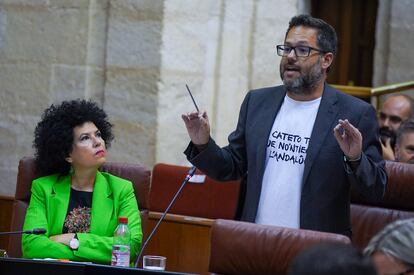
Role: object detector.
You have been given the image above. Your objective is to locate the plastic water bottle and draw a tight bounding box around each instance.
[111,216,131,267]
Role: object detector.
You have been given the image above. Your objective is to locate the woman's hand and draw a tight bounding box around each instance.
[49,233,75,246]
[380,137,395,161]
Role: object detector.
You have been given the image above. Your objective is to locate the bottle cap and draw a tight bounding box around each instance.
[118,217,128,224]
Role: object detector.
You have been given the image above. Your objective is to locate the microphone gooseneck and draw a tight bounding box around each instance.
[31,228,47,235]
[0,228,47,235]
[134,166,197,268]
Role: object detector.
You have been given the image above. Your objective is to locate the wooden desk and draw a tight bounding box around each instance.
[143,212,213,275]
[0,199,215,274]
[0,257,188,275]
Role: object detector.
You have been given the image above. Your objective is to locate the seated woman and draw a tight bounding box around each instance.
[364,218,414,275]
[22,99,142,264]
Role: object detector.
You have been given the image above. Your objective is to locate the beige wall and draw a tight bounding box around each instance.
[0,0,108,195]
[103,0,163,165]
[0,0,164,195]
[155,0,298,165]
[0,0,413,196]
[373,0,414,102]
[0,0,301,195]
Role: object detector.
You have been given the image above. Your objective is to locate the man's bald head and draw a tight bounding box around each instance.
[379,94,414,146]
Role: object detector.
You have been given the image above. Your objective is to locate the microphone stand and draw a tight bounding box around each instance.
[134,166,197,268]
[0,229,46,235]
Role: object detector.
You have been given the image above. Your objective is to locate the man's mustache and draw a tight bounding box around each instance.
[379,127,395,138]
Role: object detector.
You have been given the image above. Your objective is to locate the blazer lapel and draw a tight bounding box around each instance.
[256,87,286,181]
[50,175,71,234]
[90,171,113,235]
[302,84,339,185]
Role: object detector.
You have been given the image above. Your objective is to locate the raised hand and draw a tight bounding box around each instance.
[380,137,395,161]
[181,111,210,145]
[333,119,362,160]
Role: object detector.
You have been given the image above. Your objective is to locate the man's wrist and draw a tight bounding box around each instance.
[343,154,362,172]
[194,138,210,152]
[344,154,361,162]
[194,142,208,152]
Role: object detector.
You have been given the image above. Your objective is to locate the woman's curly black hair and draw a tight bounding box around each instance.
[33,99,114,175]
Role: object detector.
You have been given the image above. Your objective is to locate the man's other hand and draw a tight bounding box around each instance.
[181,111,210,145]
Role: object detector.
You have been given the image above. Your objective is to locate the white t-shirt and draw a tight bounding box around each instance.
[255,94,321,228]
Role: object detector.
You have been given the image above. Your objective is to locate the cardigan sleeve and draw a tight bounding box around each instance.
[22,179,75,260]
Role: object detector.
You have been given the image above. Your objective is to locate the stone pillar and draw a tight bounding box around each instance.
[373,0,414,86]
[103,0,163,166]
[0,0,108,195]
[0,0,163,195]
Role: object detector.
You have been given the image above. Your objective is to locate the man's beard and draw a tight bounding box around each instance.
[280,58,323,95]
[379,127,396,148]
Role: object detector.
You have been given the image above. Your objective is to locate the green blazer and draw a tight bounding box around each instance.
[22,171,142,264]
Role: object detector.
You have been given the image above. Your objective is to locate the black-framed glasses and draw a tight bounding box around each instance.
[276,44,325,57]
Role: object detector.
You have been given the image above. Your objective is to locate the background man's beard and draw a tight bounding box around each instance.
[379,127,396,148]
[281,60,323,95]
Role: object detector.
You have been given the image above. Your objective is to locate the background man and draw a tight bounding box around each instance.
[379,94,414,160]
[182,14,386,237]
[289,243,376,275]
[394,119,414,164]
[364,218,414,275]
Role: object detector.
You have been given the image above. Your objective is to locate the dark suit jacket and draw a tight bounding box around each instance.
[185,84,387,237]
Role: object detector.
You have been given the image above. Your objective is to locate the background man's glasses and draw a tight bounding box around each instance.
[276,45,325,57]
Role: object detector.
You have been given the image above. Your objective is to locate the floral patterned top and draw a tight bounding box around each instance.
[63,188,92,233]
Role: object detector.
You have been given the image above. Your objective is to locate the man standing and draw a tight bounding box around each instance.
[395,119,414,164]
[379,94,414,160]
[182,15,386,237]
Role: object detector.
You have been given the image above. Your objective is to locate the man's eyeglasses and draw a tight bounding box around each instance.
[276,45,326,57]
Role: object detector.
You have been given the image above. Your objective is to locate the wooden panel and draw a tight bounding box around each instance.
[331,84,371,97]
[0,196,14,251]
[142,212,213,275]
[312,0,352,85]
[312,0,378,86]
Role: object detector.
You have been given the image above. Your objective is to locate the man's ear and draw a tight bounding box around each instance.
[65,156,72,163]
[321,52,334,70]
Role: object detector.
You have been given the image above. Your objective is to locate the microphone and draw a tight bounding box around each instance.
[134,166,197,268]
[30,228,47,234]
[0,228,47,235]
